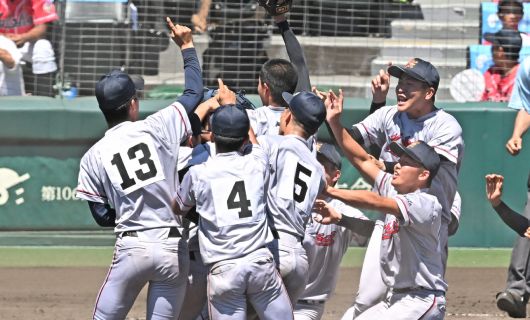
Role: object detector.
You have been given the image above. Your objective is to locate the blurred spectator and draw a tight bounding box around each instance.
[0,36,24,96]
[482,29,523,102]
[490,0,530,45]
[0,0,58,96]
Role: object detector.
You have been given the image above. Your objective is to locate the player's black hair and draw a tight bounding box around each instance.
[214,134,248,153]
[102,97,135,127]
[260,59,298,108]
[498,1,524,15]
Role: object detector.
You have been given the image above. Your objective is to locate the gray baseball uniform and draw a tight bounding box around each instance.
[355,171,447,320]
[258,134,326,305]
[76,102,192,320]
[247,106,284,136]
[294,198,367,320]
[350,105,463,316]
[177,144,293,320]
[177,142,215,320]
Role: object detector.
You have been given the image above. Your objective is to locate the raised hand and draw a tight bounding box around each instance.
[485,174,504,207]
[166,17,193,49]
[313,199,342,225]
[216,78,236,106]
[324,89,344,124]
[371,62,391,104]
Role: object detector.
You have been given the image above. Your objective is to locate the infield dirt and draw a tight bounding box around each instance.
[0,266,513,319]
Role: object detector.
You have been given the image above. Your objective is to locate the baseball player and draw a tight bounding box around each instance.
[320,58,464,317]
[177,94,221,320]
[494,55,530,318]
[313,130,447,319]
[294,142,368,320]
[75,19,203,320]
[248,4,311,136]
[257,91,327,304]
[174,104,293,320]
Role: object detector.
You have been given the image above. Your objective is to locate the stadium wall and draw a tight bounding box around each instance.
[0,96,528,247]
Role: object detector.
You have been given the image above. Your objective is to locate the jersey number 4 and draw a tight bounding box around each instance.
[227,180,252,218]
[111,143,158,189]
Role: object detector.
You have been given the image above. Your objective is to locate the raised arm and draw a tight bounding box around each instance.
[275,14,310,92]
[324,89,381,184]
[486,174,529,237]
[166,18,203,114]
[322,189,401,217]
[313,199,375,237]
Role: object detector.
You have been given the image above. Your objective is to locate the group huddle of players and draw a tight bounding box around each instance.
[75,9,464,320]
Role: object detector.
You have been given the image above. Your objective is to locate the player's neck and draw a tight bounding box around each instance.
[406,103,435,119]
[283,125,309,139]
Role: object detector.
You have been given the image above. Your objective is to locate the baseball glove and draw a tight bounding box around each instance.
[202,87,257,110]
[258,0,292,16]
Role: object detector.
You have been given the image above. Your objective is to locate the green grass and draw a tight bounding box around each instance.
[0,246,513,268]
[340,247,512,268]
[0,246,113,267]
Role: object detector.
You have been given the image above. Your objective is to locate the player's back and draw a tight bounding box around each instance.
[258,134,325,239]
[247,105,285,136]
[77,103,191,233]
[187,144,272,265]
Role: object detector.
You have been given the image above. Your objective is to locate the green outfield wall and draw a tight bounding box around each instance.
[0,96,528,247]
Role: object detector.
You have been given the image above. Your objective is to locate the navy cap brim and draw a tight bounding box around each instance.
[388,65,430,85]
[282,92,294,105]
[389,142,423,165]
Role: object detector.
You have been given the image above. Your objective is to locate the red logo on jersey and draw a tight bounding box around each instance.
[382,221,400,240]
[315,231,337,246]
[389,134,401,142]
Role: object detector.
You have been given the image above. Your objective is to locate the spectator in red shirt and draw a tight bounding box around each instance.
[482,28,523,102]
[0,0,58,96]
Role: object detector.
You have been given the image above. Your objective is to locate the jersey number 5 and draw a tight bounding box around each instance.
[294,163,312,203]
[111,143,157,189]
[227,180,252,218]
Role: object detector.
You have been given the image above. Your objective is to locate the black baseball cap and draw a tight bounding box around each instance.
[388,58,440,91]
[282,91,326,134]
[316,142,342,169]
[95,70,136,112]
[484,28,523,57]
[211,104,250,138]
[389,141,440,176]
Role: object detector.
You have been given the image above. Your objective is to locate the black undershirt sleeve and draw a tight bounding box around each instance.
[88,201,117,227]
[494,201,529,237]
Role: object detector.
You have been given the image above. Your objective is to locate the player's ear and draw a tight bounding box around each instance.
[418,169,430,184]
[425,87,435,101]
[331,168,341,186]
[128,97,139,121]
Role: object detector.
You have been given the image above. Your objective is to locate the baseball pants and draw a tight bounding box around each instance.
[94,230,189,320]
[355,288,446,320]
[207,247,293,320]
[294,300,326,320]
[179,249,209,320]
[269,235,310,305]
[504,177,530,300]
[342,221,385,320]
